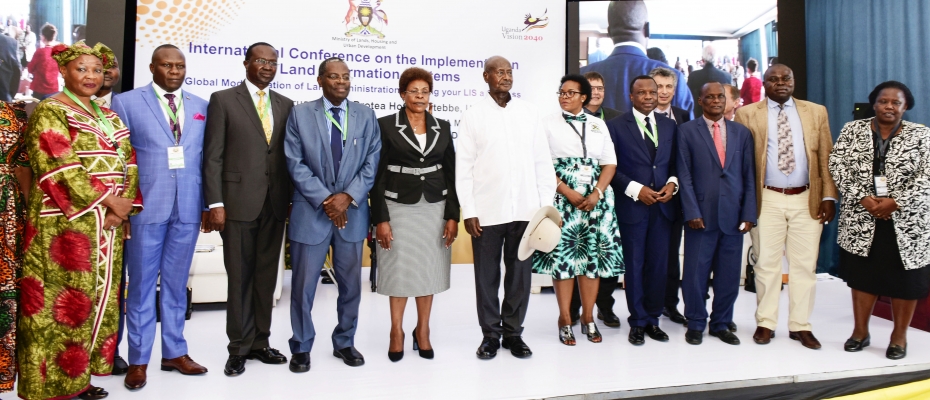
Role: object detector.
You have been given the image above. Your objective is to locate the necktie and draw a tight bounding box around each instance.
[257,90,272,143]
[776,104,796,175]
[713,122,725,167]
[563,113,587,122]
[93,97,108,108]
[330,107,343,177]
[644,116,656,160]
[164,93,181,143]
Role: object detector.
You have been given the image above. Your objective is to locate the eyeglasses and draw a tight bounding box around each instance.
[557,91,582,98]
[324,74,351,82]
[765,76,793,84]
[491,69,513,78]
[252,58,278,68]
[403,89,431,96]
[591,86,605,93]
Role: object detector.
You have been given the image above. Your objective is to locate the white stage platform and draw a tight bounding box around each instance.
[92,266,930,399]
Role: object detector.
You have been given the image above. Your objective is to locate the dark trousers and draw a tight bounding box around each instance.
[665,217,685,310]
[288,233,362,354]
[569,275,618,317]
[619,207,672,327]
[472,221,531,340]
[682,227,743,332]
[222,194,286,355]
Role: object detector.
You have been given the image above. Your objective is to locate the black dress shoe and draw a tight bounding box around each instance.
[710,329,741,345]
[686,329,703,345]
[77,385,109,399]
[727,322,738,333]
[289,352,311,373]
[502,336,533,358]
[246,347,287,364]
[628,326,645,345]
[597,310,622,328]
[887,343,907,360]
[476,337,500,360]
[645,325,669,342]
[224,355,246,377]
[112,355,129,375]
[662,307,687,325]
[333,346,365,366]
[844,335,870,352]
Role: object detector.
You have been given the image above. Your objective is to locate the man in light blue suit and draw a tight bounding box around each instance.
[284,57,381,372]
[580,1,693,116]
[111,45,209,389]
[676,82,757,347]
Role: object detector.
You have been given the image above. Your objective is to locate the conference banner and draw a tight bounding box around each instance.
[133,0,566,135]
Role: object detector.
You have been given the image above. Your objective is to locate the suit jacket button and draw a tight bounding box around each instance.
[265,172,269,176]
[420,158,424,162]
[420,176,425,181]
[653,166,656,169]
[267,150,272,154]
[171,175,175,178]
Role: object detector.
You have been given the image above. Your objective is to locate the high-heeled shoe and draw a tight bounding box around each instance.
[887,343,907,360]
[559,325,576,346]
[413,328,434,359]
[844,335,870,352]
[388,333,404,362]
[581,321,603,343]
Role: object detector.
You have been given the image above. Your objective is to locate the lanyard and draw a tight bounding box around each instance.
[325,103,348,141]
[872,120,901,175]
[63,88,124,158]
[565,119,587,159]
[156,91,183,144]
[598,108,604,120]
[635,114,658,147]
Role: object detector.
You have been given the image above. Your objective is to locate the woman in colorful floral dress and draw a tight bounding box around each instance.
[17,41,141,400]
[533,74,624,346]
[0,100,32,393]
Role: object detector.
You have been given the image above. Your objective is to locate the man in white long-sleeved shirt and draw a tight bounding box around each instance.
[456,56,556,360]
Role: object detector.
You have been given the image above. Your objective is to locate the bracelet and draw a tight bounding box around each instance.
[557,181,564,188]
[593,186,604,199]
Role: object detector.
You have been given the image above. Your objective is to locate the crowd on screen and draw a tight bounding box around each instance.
[0,1,929,399]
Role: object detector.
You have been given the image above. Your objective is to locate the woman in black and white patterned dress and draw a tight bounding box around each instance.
[829,81,930,360]
[372,67,459,362]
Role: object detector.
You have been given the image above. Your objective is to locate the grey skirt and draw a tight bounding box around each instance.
[376,196,451,297]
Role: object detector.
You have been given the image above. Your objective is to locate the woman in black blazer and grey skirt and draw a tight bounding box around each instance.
[372,67,459,362]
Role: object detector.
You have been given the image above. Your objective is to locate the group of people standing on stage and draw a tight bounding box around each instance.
[0,25,927,400]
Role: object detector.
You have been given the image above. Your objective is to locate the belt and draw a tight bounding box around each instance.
[387,164,442,176]
[765,184,809,195]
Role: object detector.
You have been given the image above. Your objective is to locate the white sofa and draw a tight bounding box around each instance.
[187,231,285,306]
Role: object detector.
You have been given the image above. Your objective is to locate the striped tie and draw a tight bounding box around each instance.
[257,90,272,143]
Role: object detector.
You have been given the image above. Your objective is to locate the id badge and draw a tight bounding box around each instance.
[578,165,593,186]
[168,146,185,169]
[874,175,889,197]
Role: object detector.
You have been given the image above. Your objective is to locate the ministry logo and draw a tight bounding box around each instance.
[523,8,549,31]
[344,0,389,39]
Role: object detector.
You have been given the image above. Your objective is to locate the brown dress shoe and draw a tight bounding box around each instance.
[124,364,147,389]
[789,330,822,350]
[161,354,209,375]
[753,327,775,344]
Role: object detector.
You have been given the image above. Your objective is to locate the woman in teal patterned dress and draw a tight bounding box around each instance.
[533,74,623,345]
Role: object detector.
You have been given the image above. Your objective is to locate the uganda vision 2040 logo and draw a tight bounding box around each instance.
[344,0,389,39]
[502,8,548,42]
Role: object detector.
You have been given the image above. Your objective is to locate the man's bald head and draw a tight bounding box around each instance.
[483,55,514,96]
[607,0,648,45]
[484,56,510,74]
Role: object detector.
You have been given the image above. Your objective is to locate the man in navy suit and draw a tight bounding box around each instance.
[112,44,209,389]
[607,76,679,345]
[676,82,756,346]
[580,1,693,115]
[284,57,381,372]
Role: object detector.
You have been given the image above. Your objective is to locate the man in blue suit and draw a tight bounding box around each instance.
[580,1,693,116]
[607,76,679,345]
[677,82,756,346]
[284,57,381,372]
[112,44,209,389]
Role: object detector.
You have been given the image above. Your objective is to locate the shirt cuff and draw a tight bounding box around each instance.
[625,181,644,201]
[667,176,679,194]
[823,197,838,202]
[208,203,224,209]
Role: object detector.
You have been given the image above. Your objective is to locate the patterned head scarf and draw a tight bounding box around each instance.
[50,40,116,69]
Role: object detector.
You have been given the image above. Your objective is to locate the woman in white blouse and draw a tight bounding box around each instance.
[532,74,624,345]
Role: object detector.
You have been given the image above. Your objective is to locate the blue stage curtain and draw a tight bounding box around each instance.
[765,22,777,58]
[739,29,763,68]
[71,0,87,25]
[807,0,930,274]
[30,0,64,39]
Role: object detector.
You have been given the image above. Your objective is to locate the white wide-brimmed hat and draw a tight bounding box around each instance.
[518,206,563,261]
